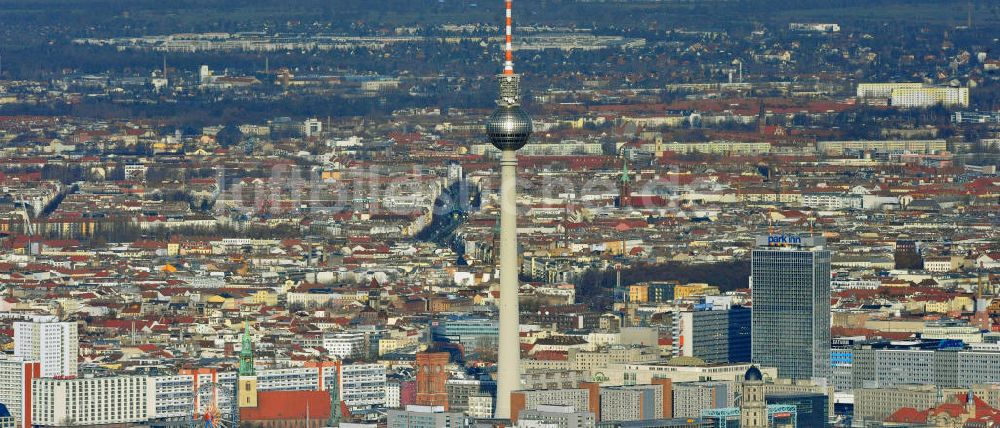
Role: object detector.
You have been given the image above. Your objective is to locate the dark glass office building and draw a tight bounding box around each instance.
[766,392,829,428]
[751,235,831,381]
[676,305,752,364]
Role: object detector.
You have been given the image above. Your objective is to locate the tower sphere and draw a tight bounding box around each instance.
[486,106,532,151]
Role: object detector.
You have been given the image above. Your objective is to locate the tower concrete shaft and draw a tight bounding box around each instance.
[486,1,531,418]
[495,149,521,419]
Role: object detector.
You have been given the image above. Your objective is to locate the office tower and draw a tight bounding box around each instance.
[414,352,450,409]
[674,300,752,364]
[485,0,532,419]
[13,317,78,378]
[751,235,831,381]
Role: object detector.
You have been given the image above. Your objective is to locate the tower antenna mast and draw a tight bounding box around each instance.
[503,0,514,75]
[485,0,533,420]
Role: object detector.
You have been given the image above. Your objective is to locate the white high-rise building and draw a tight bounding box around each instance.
[856,82,969,107]
[0,356,40,428]
[890,86,969,108]
[856,82,924,99]
[13,318,78,378]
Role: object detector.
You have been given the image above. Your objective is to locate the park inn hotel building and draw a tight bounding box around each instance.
[751,234,832,382]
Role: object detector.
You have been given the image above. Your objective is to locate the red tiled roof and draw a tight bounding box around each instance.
[885,407,928,424]
[886,393,1000,425]
[929,402,965,418]
[532,350,568,361]
[239,390,331,421]
[133,344,159,352]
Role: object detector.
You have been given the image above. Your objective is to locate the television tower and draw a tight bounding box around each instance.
[485,0,532,420]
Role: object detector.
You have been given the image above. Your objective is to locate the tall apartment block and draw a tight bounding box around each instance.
[13,317,78,378]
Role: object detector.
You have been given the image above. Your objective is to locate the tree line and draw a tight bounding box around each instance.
[573,260,751,311]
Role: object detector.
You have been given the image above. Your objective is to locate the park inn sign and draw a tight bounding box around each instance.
[755,234,825,248]
[766,235,802,246]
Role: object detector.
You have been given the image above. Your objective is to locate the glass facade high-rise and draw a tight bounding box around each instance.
[751,235,831,381]
[676,305,752,364]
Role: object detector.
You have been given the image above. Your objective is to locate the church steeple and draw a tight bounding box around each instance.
[329,368,342,425]
[238,322,259,408]
[619,157,632,208]
[239,322,255,376]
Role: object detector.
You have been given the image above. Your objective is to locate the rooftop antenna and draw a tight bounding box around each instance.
[968,0,974,28]
[503,0,514,76]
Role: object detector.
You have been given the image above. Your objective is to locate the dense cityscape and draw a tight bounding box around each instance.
[0,0,998,427]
